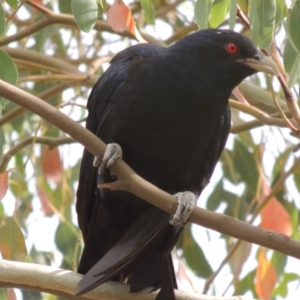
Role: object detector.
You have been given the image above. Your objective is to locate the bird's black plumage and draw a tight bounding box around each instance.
[76,29,276,299]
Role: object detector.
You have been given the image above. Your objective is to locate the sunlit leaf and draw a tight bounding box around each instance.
[249,0,276,48]
[6,0,19,10]
[0,171,8,201]
[255,248,277,300]
[0,217,27,261]
[194,0,213,29]
[210,0,230,28]
[141,0,155,24]
[72,0,98,32]
[41,146,63,184]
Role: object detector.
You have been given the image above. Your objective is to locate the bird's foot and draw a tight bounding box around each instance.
[169,192,196,226]
[93,143,122,174]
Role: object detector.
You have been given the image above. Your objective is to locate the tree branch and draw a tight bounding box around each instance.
[0,260,257,300]
[0,80,300,260]
[0,5,165,48]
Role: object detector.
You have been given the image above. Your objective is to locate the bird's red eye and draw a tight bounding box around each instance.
[226,43,238,55]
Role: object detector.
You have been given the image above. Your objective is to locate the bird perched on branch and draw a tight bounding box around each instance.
[76,29,278,299]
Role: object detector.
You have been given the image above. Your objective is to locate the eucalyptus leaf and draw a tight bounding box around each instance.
[210,0,230,28]
[249,0,275,48]
[141,0,155,24]
[72,0,98,32]
[195,0,213,29]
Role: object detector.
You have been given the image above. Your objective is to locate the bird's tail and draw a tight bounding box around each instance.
[76,207,179,299]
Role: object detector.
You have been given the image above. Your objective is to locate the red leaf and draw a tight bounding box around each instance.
[107,0,146,42]
[260,197,292,235]
[255,248,277,300]
[7,288,16,300]
[37,184,53,216]
[0,217,27,261]
[41,147,62,184]
[0,171,8,201]
[260,180,292,236]
[107,0,131,33]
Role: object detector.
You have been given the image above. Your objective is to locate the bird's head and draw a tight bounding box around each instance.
[170,29,279,89]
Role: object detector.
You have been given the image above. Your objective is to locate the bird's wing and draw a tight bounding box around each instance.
[205,105,231,181]
[76,44,164,274]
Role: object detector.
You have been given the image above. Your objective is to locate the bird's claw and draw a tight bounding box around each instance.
[96,143,123,174]
[169,191,196,226]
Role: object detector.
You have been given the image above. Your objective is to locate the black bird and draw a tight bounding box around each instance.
[76,29,278,299]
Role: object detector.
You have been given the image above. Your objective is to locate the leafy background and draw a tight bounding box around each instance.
[0,0,300,299]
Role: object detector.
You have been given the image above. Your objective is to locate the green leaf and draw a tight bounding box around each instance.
[72,0,98,32]
[271,148,291,182]
[141,0,155,24]
[6,0,19,10]
[55,221,78,265]
[0,217,27,261]
[177,225,212,278]
[274,0,287,27]
[221,139,259,191]
[59,0,72,14]
[271,251,287,275]
[0,4,5,36]
[249,0,276,48]
[210,0,230,28]
[0,49,18,85]
[283,39,300,87]
[289,0,300,53]
[229,0,237,29]
[0,203,4,219]
[273,273,299,297]
[194,0,213,29]
[97,0,106,11]
[235,269,257,295]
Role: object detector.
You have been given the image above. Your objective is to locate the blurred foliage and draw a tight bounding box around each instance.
[0,0,300,299]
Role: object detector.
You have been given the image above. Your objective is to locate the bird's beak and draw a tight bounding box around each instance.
[241,55,279,76]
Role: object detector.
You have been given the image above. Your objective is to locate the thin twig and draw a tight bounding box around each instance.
[229,99,289,127]
[0,136,75,173]
[0,83,72,127]
[267,76,299,133]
